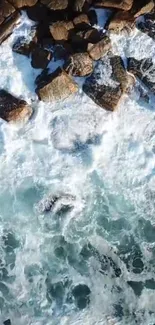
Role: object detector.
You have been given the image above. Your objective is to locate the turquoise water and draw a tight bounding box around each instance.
[0,11,155,325]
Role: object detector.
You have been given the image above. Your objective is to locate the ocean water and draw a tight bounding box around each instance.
[0,10,155,325]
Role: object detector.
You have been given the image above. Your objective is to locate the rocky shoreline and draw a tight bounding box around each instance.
[0,0,155,122]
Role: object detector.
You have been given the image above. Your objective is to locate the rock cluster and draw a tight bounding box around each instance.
[0,0,155,122]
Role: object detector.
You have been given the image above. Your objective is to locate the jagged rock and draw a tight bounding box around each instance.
[64,52,93,76]
[73,0,92,12]
[40,0,68,10]
[73,13,90,29]
[87,36,111,60]
[31,46,52,69]
[83,55,131,111]
[0,11,20,45]
[12,37,34,56]
[108,10,135,33]
[9,0,38,8]
[131,0,154,18]
[3,320,11,325]
[93,0,134,11]
[0,90,32,123]
[0,0,15,25]
[53,43,73,60]
[137,12,155,39]
[37,193,75,213]
[127,57,155,94]
[50,21,74,41]
[72,284,91,309]
[36,67,78,102]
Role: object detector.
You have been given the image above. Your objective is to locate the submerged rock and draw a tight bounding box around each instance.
[64,52,93,76]
[12,37,34,57]
[0,90,32,123]
[83,55,131,111]
[36,67,78,102]
[38,193,75,213]
[127,281,144,296]
[72,284,91,309]
[127,57,155,94]
[3,320,11,325]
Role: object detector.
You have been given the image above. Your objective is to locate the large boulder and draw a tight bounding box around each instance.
[93,0,134,11]
[0,0,15,25]
[130,0,154,18]
[31,46,52,69]
[127,57,155,93]
[73,14,90,30]
[0,11,20,45]
[64,52,93,76]
[108,10,135,33]
[8,0,38,8]
[40,0,68,10]
[83,55,132,111]
[0,90,32,123]
[36,67,78,102]
[87,36,111,60]
[50,21,74,41]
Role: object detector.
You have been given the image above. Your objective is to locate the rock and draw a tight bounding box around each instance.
[9,0,38,8]
[50,21,74,41]
[53,44,73,60]
[131,0,154,18]
[108,10,135,33]
[127,57,155,94]
[40,0,68,10]
[36,68,78,102]
[88,9,98,26]
[3,320,11,325]
[64,52,93,76]
[31,46,52,69]
[87,36,111,60]
[93,0,134,11]
[83,55,130,111]
[0,11,20,45]
[0,0,15,25]
[73,0,92,12]
[12,37,34,57]
[83,28,102,43]
[73,14,90,30]
[26,3,50,22]
[0,90,32,123]
[137,12,155,39]
[127,281,144,296]
[72,284,91,309]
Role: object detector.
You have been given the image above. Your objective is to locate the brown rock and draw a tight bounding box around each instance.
[0,90,32,123]
[0,0,15,25]
[73,0,92,12]
[83,55,130,111]
[40,0,68,10]
[108,11,135,33]
[50,21,74,41]
[8,0,38,8]
[53,43,73,60]
[31,47,52,69]
[87,36,111,60]
[131,0,154,18]
[64,52,93,76]
[36,68,78,102]
[93,0,134,11]
[73,14,90,29]
[0,11,20,45]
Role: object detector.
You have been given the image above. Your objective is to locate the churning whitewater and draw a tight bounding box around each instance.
[0,10,155,325]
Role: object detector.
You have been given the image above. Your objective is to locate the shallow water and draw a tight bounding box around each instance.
[0,10,155,325]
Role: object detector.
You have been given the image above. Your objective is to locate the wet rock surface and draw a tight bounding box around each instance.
[0,90,32,122]
[83,55,130,111]
[36,67,78,102]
